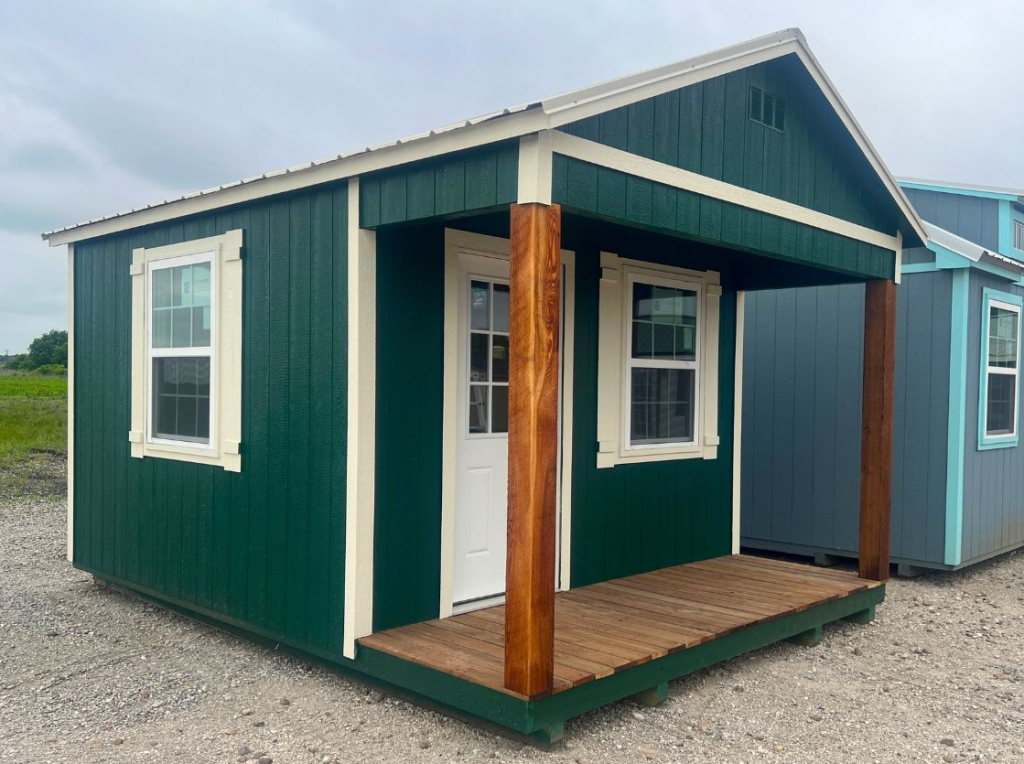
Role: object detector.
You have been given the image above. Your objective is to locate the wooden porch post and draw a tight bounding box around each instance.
[859,278,897,581]
[505,202,561,697]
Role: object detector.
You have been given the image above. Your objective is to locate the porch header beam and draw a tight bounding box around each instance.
[859,278,896,581]
[505,202,561,698]
[550,131,901,254]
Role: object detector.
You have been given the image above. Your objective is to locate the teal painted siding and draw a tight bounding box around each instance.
[360,144,518,228]
[559,54,902,242]
[73,186,348,657]
[373,225,446,632]
[552,155,892,279]
[566,226,737,586]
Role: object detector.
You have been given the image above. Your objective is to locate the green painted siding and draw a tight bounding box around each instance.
[73,185,349,658]
[360,144,518,228]
[564,223,737,587]
[559,54,902,241]
[552,155,893,280]
[373,225,446,631]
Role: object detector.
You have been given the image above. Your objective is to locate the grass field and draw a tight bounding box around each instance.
[0,374,67,498]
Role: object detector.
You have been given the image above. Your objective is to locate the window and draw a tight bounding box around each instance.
[626,277,699,447]
[130,230,243,471]
[1014,220,1024,252]
[467,279,510,435]
[596,253,721,468]
[980,288,1022,450]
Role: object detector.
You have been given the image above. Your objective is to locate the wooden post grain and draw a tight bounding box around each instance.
[859,278,897,582]
[504,202,561,698]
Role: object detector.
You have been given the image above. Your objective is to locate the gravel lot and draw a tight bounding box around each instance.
[4,485,1024,763]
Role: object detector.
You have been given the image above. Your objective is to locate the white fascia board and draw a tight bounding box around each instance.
[925,221,1024,275]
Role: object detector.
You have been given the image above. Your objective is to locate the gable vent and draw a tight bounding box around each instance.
[749,85,785,132]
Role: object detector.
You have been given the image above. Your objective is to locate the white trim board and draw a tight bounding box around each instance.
[66,243,75,562]
[343,178,378,659]
[731,291,745,554]
[43,29,924,249]
[550,131,900,253]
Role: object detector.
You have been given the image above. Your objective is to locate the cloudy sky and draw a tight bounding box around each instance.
[1,0,1022,352]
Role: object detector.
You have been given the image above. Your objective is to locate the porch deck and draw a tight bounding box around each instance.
[359,555,883,704]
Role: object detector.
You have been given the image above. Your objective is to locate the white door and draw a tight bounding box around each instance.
[453,254,512,606]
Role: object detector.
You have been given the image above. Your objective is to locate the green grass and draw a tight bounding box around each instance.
[0,374,67,398]
[0,375,67,499]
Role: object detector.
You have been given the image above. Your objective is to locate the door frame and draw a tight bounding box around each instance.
[439,227,576,618]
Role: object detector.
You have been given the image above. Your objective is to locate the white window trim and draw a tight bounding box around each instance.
[981,295,1021,445]
[130,230,243,471]
[597,252,720,468]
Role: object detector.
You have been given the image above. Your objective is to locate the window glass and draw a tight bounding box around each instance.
[493,284,510,333]
[153,263,211,349]
[989,306,1018,368]
[466,278,510,436]
[470,281,490,330]
[153,357,211,443]
[987,374,1016,436]
[468,384,488,434]
[628,278,699,447]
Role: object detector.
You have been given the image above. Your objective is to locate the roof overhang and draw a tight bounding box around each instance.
[924,221,1024,277]
[899,177,1024,204]
[43,28,926,249]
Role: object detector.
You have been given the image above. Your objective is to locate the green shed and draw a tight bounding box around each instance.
[45,29,924,741]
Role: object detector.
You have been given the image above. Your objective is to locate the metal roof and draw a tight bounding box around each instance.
[924,221,1024,275]
[898,177,1024,202]
[43,28,926,248]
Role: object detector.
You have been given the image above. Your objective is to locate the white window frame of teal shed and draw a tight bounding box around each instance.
[979,288,1023,450]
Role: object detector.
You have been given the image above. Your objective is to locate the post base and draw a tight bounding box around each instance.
[629,681,669,707]
[844,605,876,624]
[529,721,565,745]
[788,625,823,646]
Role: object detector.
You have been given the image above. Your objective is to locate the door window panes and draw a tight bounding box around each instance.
[467,279,510,435]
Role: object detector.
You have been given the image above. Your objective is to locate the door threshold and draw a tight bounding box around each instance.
[452,593,506,615]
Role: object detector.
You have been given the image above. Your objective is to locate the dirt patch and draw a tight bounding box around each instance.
[3,498,1024,763]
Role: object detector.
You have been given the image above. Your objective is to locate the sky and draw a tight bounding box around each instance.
[1,0,1022,353]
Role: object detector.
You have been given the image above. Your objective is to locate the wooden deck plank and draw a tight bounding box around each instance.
[358,554,879,695]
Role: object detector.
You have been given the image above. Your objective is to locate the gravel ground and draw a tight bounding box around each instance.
[3,489,1024,763]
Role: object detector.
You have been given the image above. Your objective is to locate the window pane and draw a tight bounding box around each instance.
[153,309,172,349]
[192,263,211,307]
[492,335,509,382]
[989,306,1019,368]
[153,357,211,444]
[468,384,488,434]
[632,282,697,361]
[172,267,184,307]
[630,367,695,445]
[192,306,211,347]
[471,281,490,330]
[153,268,173,309]
[492,385,509,434]
[470,332,489,382]
[987,373,1016,436]
[172,307,192,348]
[493,283,510,333]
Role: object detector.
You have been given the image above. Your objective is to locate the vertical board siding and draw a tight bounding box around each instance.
[373,226,446,632]
[551,156,893,280]
[360,144,518,228]
[903,188,1000,252]
[740,273,951,566]
[961,271,1024,564]
[568,237,736,587]
[560,54,901,242]
[73,185,348,657]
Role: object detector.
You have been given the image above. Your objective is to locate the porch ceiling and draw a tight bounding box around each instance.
[359,554,882,697]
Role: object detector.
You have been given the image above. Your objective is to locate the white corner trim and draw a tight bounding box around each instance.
[550,131,901,254]
[343,177,377,659]
[517,131,554,205]
[596,252,721,469]
[732,291,745,554]
[558,250,576,593]
[129,230,243,471]
[894,230,903,285]
[66,243,75,563]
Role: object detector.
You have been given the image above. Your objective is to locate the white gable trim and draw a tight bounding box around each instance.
[44,29,924,249]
